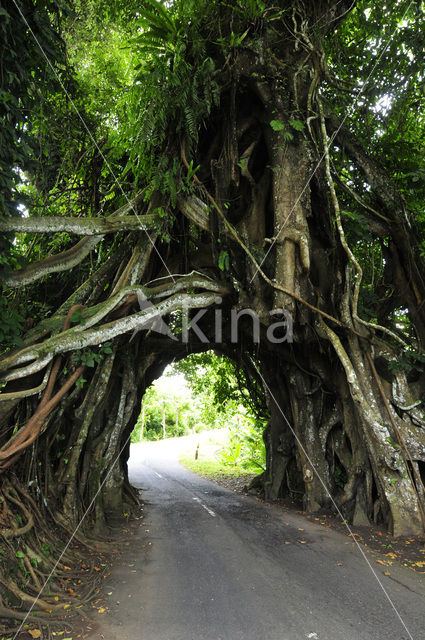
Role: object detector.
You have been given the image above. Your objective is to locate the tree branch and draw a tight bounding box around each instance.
[0,214,158,235]
[0,279,228,383]
[1,193,153,288]
[2,236,103,288]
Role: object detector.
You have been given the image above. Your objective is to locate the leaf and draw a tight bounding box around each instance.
[289,119,304,131]
[218,250,230,271]
[28,631,42,639]
[97,607,106,614]
[270,119,285,131]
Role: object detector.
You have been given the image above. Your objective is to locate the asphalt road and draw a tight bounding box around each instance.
[93,438,425,640]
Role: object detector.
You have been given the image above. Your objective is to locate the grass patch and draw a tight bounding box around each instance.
[179,455,254,479]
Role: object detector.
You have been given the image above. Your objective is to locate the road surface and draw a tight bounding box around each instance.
[93,437,425,640]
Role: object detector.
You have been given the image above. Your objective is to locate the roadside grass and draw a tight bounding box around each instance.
[179,455,258,497]
[178,428,260,490]
[180,455,253,478]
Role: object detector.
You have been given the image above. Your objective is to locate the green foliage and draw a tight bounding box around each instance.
[270,119,285,131]
[0,1,125,355]
[289,119,304,131]
[175,351,267,420]
[218,415,266,472]
[131,375,194,442]
[1,0,424,427]
[388,349,425,375]
[385,437,401,450]
[225,0,267,22]
[270,118,302,142]
[122,0,219,198]
[171,352,267,470]
[180,456,255,480]
[333,464,347,492]
[174,352,241,414]
[218,250,230,271]
[0,0,69,219]
[327,1,425,252]
[217,28,250,49]
[71,342,113,368]
[131,351,266,454]
[0,0,74,349]
[0,296,24,352]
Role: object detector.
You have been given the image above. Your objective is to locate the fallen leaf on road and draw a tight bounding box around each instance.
[28,630,42,638]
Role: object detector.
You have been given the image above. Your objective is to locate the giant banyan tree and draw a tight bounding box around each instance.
[1,0,425,621]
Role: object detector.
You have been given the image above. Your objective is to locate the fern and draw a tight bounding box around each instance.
[122,0,220,203]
